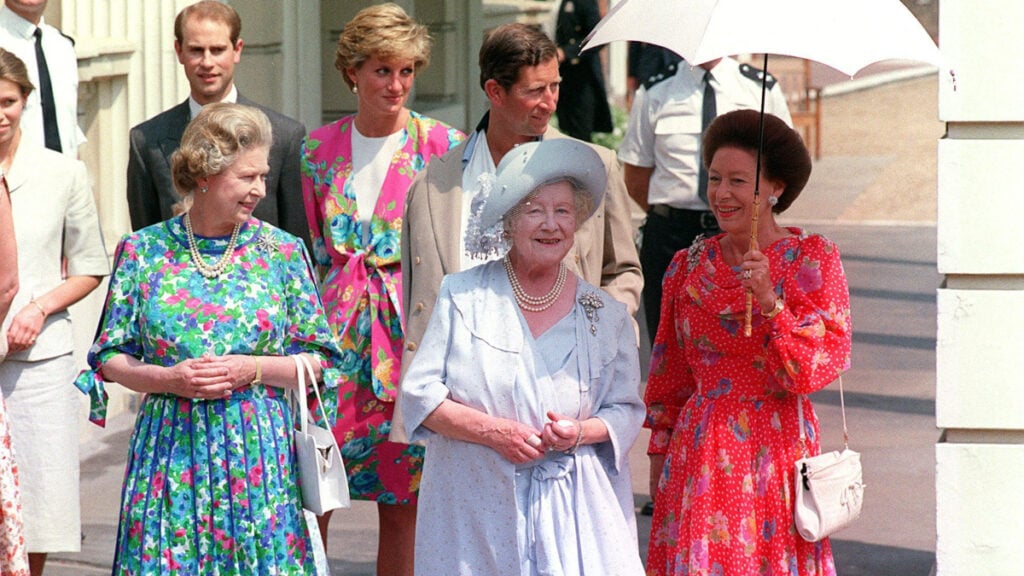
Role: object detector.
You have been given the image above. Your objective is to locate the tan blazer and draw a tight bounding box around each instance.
[394,126,642,442]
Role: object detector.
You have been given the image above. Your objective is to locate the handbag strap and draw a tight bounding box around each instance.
[291,354,332,434]
[797,375,849,455]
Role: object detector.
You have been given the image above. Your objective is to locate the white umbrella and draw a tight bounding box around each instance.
[583,0,951,79]
[584,0,952,335]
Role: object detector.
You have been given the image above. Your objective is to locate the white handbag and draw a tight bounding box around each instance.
[292,354,350,515]
[793,377,865,542]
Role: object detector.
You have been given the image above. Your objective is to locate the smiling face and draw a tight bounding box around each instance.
[488,58,560,140]
[194,146,269,230]
[506,180,578,269]
[0,79,25,148]
[347,54,415,119]
[175,16,242,106]
[707,146,783,236]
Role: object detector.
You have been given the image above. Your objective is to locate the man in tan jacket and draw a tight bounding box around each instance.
[394,23,642,441]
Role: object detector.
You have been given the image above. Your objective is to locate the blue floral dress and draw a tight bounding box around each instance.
[75,217,342,575]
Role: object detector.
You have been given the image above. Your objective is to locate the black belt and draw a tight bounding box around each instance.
[649,205,719,230]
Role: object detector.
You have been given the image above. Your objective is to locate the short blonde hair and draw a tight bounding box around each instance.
[171,103,272,206]
[334,3,431,89]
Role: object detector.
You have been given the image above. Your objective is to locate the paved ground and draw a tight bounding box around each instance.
[47,72,943,575]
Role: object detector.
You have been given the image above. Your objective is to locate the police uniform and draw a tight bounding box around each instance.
[554,0,612,142]
[618,57,792,343]
[0,6,84,156]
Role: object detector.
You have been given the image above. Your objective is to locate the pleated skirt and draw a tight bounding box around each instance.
[112,384,315,575]
[0,355,81,553]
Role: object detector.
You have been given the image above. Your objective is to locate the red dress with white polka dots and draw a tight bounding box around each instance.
[645,229,852,576]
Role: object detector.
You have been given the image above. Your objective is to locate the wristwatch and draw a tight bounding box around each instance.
[252,356,262,386]
[762,298,785,319]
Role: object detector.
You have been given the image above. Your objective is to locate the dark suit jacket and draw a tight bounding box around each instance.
[126,95,310,249]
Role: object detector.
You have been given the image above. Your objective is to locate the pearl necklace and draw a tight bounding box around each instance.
[184,214,241,279]
[503,255,567,312]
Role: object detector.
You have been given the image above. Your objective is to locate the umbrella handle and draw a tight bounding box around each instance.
[744,201,760,337]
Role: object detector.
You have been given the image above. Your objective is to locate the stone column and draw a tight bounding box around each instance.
[935,1,1024,573]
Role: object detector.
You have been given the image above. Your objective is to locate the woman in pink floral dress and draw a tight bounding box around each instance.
[300,4,464,575]
[645,109,852,576]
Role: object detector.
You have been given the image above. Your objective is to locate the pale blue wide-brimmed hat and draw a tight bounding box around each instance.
[463,139,607,259]
[478,139,607,231]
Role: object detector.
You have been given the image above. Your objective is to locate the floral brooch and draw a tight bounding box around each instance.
[578,291,604,335]
[255,230,281,255]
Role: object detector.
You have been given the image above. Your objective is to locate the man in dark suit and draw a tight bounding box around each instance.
[126,0,309,247]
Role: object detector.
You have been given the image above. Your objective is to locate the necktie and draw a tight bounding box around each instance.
[33,27,62,153]
[697,70,716,205]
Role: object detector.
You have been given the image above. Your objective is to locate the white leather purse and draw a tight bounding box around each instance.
[292,354,350,515]
[793,377,866,542]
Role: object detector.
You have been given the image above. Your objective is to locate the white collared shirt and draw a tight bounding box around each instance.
[618,57,793,210]
[188,85,239,119]
[0,6,84,156]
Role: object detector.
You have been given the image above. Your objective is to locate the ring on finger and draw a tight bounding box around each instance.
[742,269,752,280]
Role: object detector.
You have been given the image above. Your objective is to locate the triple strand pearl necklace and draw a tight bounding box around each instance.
[503,255,567,313]
[184,214,241,279]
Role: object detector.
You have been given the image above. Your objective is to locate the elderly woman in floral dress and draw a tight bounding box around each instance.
[76,103,342,575]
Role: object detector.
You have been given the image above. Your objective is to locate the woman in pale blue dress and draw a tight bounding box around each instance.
[400,139,646,576]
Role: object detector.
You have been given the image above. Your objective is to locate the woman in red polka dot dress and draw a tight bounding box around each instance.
[645,109,852,576]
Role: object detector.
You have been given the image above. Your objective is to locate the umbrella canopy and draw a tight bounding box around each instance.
[583,0,950,79]
[584,0,951,336]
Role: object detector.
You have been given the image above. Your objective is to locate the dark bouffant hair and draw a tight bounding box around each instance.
[702,109,812,213]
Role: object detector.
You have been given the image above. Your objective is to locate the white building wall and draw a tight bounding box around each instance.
[935,1,1024,573]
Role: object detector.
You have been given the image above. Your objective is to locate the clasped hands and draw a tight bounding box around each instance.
[498,410,581,464]
[169,354,255,400]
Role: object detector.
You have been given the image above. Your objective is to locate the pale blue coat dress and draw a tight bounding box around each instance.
[400,260,645,576]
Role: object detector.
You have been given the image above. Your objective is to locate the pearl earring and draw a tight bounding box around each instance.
[352,84,358,94]
[767,195,779,207]
[200,186,208,194]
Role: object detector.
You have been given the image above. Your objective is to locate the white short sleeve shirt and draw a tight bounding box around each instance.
[618,57,793,211]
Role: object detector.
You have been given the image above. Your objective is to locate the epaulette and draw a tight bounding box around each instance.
[57,29,75,47]
[739,62,776,89]
[642,62,678,90]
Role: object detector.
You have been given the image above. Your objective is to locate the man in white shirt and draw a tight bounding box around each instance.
[126,0,308,247]
[0,0,84,156]
[620,57,792,345]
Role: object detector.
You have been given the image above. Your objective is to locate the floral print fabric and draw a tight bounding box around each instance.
[75,218,342,575]
[301,111,463,503]
[0,392,29,576]
[645,229,852,576]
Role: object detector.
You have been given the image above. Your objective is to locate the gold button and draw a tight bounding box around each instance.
[406,342,418,352]
[415,302,425,312]
[415,256,422,265]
